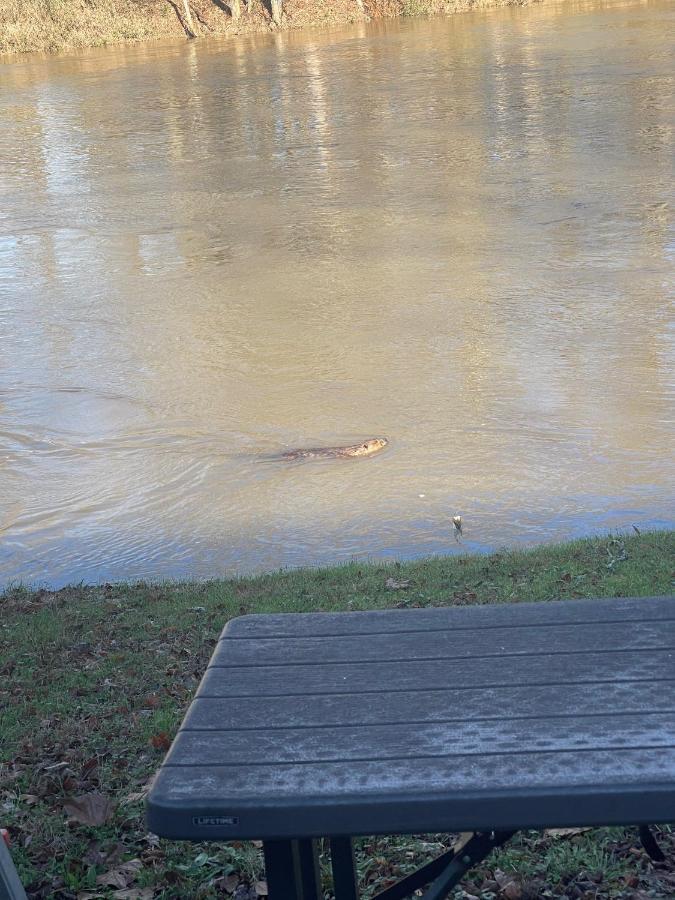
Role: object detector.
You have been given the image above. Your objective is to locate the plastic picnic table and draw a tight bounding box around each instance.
[147,595,675,899]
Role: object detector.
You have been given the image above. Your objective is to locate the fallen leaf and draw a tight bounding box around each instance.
[96,859,143,889]
[150,732,171,751]
[215,874,239,893]
[494,870,521,898]
[98,871,128,890]
[255,881,268,897]
[83,840,110,866]
[385,578,410,590]
[63,792,114,826]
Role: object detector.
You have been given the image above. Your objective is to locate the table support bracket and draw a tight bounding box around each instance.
[372,831,516,900]
[639,825,666,863]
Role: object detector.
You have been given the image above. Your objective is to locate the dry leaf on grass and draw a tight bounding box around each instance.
[225,875,240,892]
[81,756,99,776]
[96,858,143,889]
[83,840,125,867]
[143,694,160,708]
[214,874,240,893]
[254,881,268,896]
[150,732,171,751]
[63,792,114,826]
[494,869,522,898]
[385,578,410,590]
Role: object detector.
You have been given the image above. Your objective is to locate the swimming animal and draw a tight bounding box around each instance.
[280,438,388,461]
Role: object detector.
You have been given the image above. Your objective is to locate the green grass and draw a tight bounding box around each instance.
[1,529,674,898]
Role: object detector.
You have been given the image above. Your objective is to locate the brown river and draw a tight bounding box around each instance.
[0,0,673,587]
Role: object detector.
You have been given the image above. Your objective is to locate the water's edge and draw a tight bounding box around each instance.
[1,0,543,58]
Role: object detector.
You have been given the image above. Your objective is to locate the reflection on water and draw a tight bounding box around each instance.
[0,0,673,587]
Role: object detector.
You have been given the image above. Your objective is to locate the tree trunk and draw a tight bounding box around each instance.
[230,0,241,19]
[180,0,198,37]
[270,0,282,25]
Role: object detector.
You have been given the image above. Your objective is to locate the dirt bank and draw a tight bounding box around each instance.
[0,0,540,58]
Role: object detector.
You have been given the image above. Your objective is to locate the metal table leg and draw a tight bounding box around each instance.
[263,840,303,900]
[297,839,323,900]
[264,839,322,900]
[268,830,515,900]
[330,837,359,900]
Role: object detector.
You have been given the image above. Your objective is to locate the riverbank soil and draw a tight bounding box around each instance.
[0,0,540,56]
[1,531,674,898]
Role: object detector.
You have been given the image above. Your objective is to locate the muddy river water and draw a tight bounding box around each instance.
[0,0,673,587]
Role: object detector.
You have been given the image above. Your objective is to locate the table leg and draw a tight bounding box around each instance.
[263,840,303,900]
[330,837,359,900]
[297,839,322,900]
[1,831,28,900]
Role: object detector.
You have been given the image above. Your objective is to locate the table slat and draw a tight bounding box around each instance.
[214,619,673,667]
[183,680,675,729]
[197,649,673,697]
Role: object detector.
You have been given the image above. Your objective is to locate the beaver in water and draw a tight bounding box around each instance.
[280,438,388,461]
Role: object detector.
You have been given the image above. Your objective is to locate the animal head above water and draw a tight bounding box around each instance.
[349,437,388,456]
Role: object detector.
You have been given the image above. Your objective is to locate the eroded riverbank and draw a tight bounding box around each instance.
[1,0,541,57]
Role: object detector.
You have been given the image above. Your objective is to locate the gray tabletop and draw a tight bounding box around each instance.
[147,596,675,840]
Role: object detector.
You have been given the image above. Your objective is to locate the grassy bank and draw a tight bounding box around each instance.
[0,0,540,57]
[1,529,674,898]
